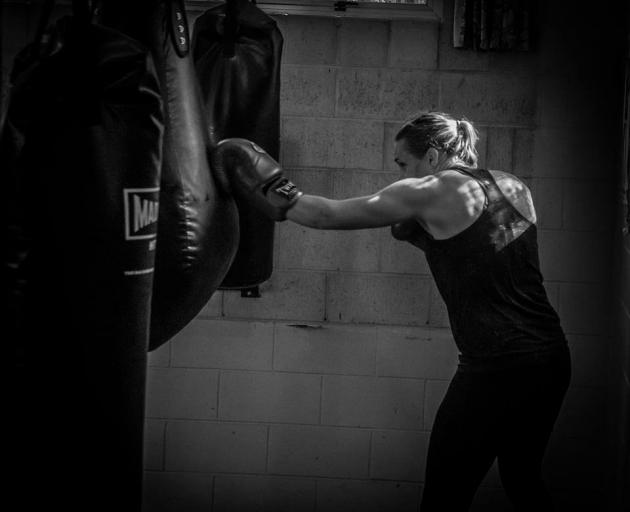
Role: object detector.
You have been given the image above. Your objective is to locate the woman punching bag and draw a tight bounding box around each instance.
[100,0,240,349]
[192,0,283,292]
[4,2,163,509]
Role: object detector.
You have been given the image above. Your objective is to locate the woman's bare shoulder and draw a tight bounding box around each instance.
[488,170,537,223]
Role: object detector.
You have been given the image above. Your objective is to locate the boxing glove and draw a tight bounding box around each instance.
[391,218,428,251]
[212,138,302,221]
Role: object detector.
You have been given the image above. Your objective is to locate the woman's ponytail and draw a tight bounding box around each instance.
[395,112,480,168]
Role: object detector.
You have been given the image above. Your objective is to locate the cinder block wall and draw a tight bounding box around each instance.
[143,2,624,512]
[0,1,624,511]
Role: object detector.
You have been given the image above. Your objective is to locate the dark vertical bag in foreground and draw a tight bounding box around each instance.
[3,10,163,511]
[100,0,240,349]
[193,0,283,291]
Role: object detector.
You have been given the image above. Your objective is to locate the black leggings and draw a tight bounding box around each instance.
[421,347,571,512]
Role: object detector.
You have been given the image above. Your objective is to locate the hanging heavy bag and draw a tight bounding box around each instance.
[192,0,283,291]
[4,4,163,510]
[99,0,240,349]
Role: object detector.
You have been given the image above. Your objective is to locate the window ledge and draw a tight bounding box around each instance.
[186,1,442,22]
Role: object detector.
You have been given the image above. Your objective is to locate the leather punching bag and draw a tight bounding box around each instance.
[4,9,163,511]
[99,0,240,350]
[192,0,283,291]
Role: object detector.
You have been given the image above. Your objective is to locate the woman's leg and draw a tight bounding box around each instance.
[496,350,571,511]
[420,369,503,512]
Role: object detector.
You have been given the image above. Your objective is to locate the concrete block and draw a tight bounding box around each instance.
[383,122,403,172]
[475,126,488,170]
[277,222,380,272]
[370,430,429,481]
[281,65,336,117]
[337,69,439,120]
[218,371,321,424]
[379,228,431,275]
[326,273,431,326]
[268,425,371,478]
[198,290,223,318]
[440,73,536,125]
[531,178,563,230]
[513,128,535,177]
[335,68,382,119]
[377,326,457,380]
[282,117,384,170]
[428,282,450,328]
[534,75,574,129]
[532,127,598,179]
[543,280,560,312]
[423,379,450,430]
[321,375,424,429]
[283,168,333,196]
[223,271,326,322]
[488,48,538,76]
[148,341,171,367]
[389,21,439,70]
[562,180,615,232]
[338,19,389,67]
[165,421,267,473]
[332,169,393,198]
[558,282,609,335]
[538,230,610,283]
[144,420,165,471]
[142,472,212,512]
[485,127,514,172]
[214,475,316,512]
[146,368,219,420]
[170,319,274,371]
[274,323,377,375]
[316,479,420,512]
[278,16,337,65]
[566,335,607,388]
[537,72,604,129]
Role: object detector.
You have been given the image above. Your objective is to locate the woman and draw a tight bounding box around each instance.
[212,111,571,511]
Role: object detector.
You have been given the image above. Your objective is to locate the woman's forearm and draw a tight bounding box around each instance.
[287,193,396,230]
[286,194,338,229]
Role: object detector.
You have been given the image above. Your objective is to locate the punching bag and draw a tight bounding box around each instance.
[4,5,163,510]
[192,0,283,291]
[100,0,240,350]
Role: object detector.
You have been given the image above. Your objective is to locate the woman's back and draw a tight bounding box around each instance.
[402,168,567,368]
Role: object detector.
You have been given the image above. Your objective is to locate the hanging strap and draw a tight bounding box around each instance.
[168,0,191,58]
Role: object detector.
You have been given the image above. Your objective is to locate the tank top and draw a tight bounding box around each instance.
[400,168,567,369]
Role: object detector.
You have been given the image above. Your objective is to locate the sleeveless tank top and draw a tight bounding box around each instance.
[400,168,567,368]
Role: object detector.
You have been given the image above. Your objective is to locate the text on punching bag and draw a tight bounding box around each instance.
[124,188,160,241]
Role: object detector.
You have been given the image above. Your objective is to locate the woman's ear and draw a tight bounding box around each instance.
[426,147,440,169]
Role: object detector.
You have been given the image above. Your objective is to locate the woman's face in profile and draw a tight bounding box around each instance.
[394,139,434,179]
